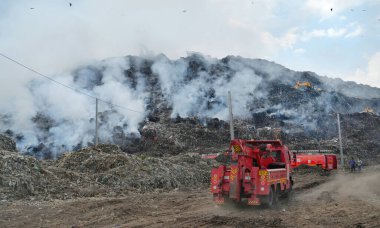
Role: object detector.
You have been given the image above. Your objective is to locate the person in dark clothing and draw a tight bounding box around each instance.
[349,157,356,173]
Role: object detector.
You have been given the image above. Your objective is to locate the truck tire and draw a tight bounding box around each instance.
[282,181,293,199]
[262,186,274,208]
[274,185,280,205]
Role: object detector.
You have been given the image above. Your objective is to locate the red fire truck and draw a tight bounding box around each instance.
[210,139,293,207]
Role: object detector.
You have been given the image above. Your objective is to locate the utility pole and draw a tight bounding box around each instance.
[228,91,235,140]
[95,98,99,146]
[227,91,237,199]
[337,113,344,167]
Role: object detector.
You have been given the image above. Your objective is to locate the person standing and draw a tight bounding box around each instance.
[349,157,356,173]
[357,158,363,172]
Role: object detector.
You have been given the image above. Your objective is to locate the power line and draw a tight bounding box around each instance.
[0,52,144,114]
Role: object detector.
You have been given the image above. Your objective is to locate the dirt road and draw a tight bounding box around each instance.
[1,171,379,227]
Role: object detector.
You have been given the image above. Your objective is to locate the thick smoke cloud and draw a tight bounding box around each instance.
[152,55,267,119]
[1,57,147,158]
[1,53,380,157]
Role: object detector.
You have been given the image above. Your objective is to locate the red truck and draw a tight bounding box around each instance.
[210,139,293,207]
[291,152,337,171]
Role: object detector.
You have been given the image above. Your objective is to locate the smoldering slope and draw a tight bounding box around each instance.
[1,53,380,157]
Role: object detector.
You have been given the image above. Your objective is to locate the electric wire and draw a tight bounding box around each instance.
[0,52,144,114]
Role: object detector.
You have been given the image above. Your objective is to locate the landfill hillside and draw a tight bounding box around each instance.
[1,54,379,161]
[1,52,380,227]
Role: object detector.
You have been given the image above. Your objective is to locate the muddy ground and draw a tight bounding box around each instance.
[1,168,379,228]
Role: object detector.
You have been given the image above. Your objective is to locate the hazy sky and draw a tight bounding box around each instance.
[1,0,380,88]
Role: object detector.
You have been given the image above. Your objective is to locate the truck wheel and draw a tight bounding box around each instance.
[262,187,274,208]
[273,186,280,205]
[282,181,293,199]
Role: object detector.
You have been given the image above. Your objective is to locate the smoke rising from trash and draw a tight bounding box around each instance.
[1,53,380,157]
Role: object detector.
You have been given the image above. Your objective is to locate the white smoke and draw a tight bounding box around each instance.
[0,56,148,157]
[1,53,379,157]
[152,55,267,120]
[319,76,380,99]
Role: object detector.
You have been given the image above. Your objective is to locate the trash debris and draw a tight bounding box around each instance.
[0,134,16,151]
[0,142,216,201]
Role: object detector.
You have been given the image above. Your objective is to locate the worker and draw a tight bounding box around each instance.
[357,158,363,172]
[349,157,356,173]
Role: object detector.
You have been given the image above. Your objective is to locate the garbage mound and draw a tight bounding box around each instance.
[56,145,213,192]
[0,134,16,151]
[57,144,127,173]
[0,150,53,200]
[140,120,229,156]
[0,144,216,201]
